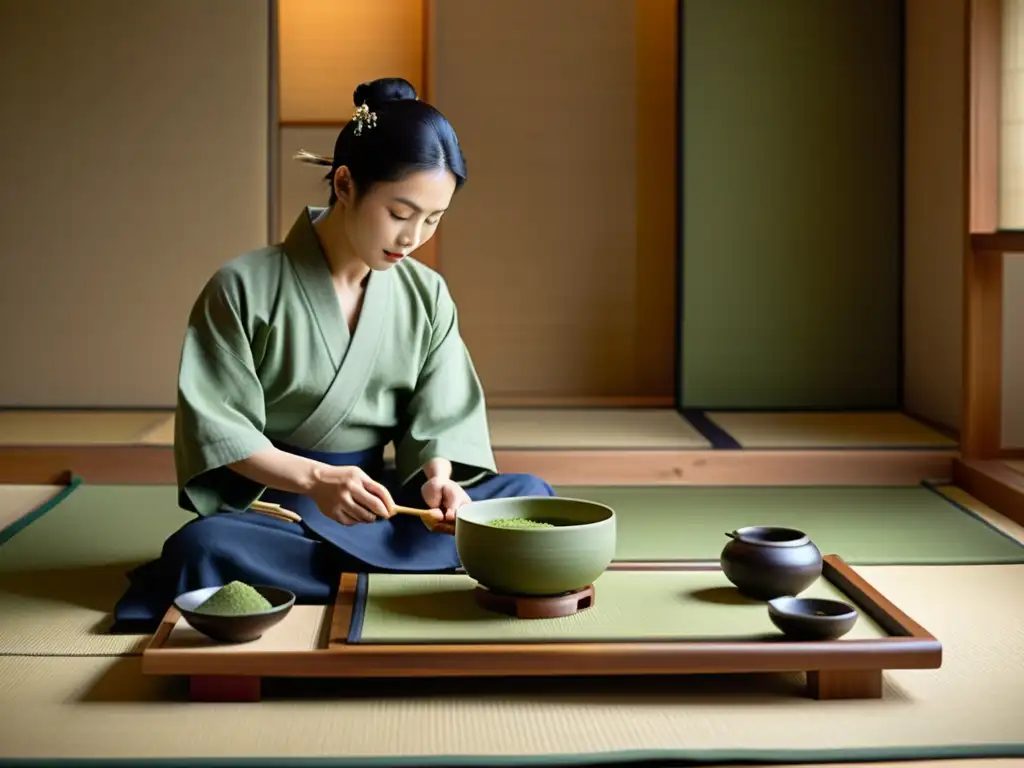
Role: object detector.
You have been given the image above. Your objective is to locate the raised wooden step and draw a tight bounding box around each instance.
[952,458,1024,528]
[0,443,956,487]
[0,408,958,486]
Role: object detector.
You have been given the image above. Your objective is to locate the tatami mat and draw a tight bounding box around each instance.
[0,409,168,445]
[705,411,958,449]
[936,484,1024,543]
[0,483,65,533]
[132,409,712,450]
[353,568,889,644]
[0,408,963,451]
[0,481,1021,659]
[0,564,1021,764]
[0,485,193,656]
[0,485,192,573]
[485,408,710,449]
[0,564,153,656]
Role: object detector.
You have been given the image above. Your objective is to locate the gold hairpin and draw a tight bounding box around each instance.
[352,102,377,135]
[292,149,333,166]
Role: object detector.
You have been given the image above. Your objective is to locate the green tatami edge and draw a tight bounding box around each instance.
[0,475,83,548]
[1,742,1023,768]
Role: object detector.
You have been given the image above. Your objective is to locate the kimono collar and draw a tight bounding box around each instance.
[283,206,331,273]
[281,206,391,364]
[282,205,377,290]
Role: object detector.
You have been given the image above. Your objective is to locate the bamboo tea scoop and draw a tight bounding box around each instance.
[249,500,302,523]
[251,499,440,523]
[391,504,444,521]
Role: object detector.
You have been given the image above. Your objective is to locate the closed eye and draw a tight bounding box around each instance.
[392,211,442,226]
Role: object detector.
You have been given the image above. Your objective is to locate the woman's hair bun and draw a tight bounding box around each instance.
[353,78,418,109]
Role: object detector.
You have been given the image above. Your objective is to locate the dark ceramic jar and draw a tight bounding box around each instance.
[720,526,823,600]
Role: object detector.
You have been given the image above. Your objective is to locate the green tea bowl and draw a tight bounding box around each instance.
[454,496,616,596]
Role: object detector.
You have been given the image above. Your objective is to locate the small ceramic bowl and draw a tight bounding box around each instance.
[174,585,296,643]
[455,496,616,596]
[720,526,823,600]
[767,596,858,641]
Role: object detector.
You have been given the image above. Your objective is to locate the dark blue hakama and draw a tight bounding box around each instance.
[111,443,552,632]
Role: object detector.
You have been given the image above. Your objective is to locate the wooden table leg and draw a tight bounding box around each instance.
[806,669,883,700]
[189,675,261,702]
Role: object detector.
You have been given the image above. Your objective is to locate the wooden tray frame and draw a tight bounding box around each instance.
[140,555,941,703]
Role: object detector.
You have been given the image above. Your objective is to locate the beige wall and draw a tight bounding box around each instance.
[278,127,338,240]
[0,0,269,407]
[431,0,677,400]
[903,0,966,433]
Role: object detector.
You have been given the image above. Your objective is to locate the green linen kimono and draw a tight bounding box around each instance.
[174,206,497,516]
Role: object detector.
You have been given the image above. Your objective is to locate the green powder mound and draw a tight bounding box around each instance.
[194,581,273,616]
[487,517,555,529]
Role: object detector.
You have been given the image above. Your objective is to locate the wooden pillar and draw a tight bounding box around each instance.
[969,0,1002,233]
[962,0,1005,458]
[962,245,1004,459]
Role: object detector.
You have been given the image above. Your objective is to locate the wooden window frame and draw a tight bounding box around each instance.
[955,0,1024,527]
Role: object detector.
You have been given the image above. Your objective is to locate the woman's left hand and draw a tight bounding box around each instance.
[420,477,471,535]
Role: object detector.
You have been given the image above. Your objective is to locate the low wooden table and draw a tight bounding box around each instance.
[141,555,941,702]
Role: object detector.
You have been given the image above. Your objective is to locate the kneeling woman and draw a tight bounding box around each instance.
[113,78,552,630]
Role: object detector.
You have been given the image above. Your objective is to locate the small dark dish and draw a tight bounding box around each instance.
[767,596,858,640]
[173,585,296,644]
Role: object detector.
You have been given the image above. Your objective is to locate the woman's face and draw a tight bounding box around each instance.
[335,166,456,271]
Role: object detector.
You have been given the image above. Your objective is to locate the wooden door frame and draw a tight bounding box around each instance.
[962,0,1023,460]
[954,0,1024,528]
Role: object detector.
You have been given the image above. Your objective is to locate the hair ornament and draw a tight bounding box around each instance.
[352,102,377,136]
[292,149,333,167]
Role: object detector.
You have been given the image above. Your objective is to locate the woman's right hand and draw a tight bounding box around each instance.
[309,465,394,525]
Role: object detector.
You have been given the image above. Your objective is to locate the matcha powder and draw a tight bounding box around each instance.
[487,517,555,529]
[194,581,272,615]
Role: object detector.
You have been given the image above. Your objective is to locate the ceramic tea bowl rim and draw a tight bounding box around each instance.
[727,525,813,547]
[174,584,297,618]
[767,596,858,622]
[456,495,616,532]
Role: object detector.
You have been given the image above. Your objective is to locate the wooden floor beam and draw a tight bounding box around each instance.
[0,445,955,487]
